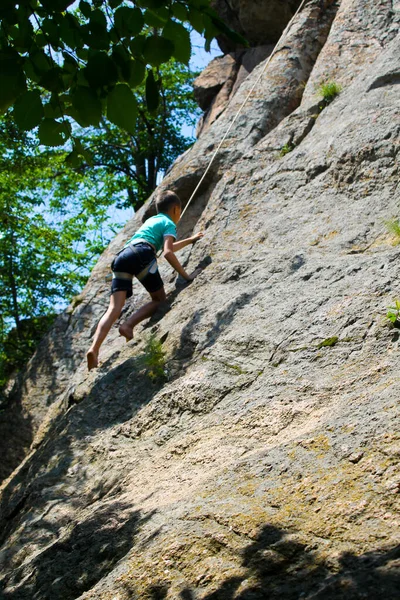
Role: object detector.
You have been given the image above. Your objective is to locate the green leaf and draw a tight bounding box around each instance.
[62,52,78,74]
[144,9,168,28]
[114,7,144,37]
[163,21,191,64]
[39,67,65,93]
[107,83,137,134]
[84,51,118,89]
[89,8,109,49]
[109,0,123,7]
[76,47,89,61]
[0,52,27,113]
[43,102,63,119]
[138,0,166,9]
[65,148,82,168]
[13,90,44,130]
[79,1,91,18]
[129,35,146,57]
[188,7,204,33]
[71,86,102,126]
[10,15,33,50]
[28,49,52,75]
[35,32,47,48]
[72,137,94,165]
[143,36,174,67]
[127,60,145,87]
[38,118,69,146]
[59,14,82,50]
[171,3,188,21]
[42,18,59,45]
[90,8,107,28]
[145,69,159,112]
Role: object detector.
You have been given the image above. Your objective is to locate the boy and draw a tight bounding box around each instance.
[86,190,203,370]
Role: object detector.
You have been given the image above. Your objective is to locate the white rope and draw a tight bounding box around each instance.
[180,0,308,219]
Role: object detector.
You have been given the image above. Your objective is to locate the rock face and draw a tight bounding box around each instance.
[211,0,303,50]
[1,1,400,598]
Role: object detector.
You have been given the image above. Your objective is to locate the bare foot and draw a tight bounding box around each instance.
[119,323,133,341]
[86,349,98,370]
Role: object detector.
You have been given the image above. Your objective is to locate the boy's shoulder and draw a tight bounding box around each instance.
[149,213,175,229]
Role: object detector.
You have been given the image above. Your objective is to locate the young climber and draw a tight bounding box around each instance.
[86,190,203,370]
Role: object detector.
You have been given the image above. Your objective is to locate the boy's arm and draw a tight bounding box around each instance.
[163,236,199,281]
[172,232,203,252]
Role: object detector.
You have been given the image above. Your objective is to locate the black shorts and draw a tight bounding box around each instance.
[110,243,163,298]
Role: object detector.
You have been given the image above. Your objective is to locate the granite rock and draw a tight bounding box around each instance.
[0,1,399,598]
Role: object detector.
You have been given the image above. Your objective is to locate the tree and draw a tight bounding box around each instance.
[77,58,201,210]
[0,114,120,387]
[0,0,245,150]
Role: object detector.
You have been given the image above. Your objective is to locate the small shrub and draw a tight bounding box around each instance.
[317,80,342,112]
[319,80,342,103]
[279,142,295,157]
[384,218,400,245]
[142,334,167,382]
[387,300,400,325]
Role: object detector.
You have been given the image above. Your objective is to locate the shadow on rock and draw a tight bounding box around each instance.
[177,524,400,599]
[0,355,164,550]
[0,388,34,484]
[142,255,213,332]
[174,289,259,365]
[1,500,155,600]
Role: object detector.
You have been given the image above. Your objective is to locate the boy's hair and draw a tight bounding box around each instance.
[156,190,181,214]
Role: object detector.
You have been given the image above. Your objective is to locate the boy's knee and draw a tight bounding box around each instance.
[151,288,166,303]
[109,306,122,318]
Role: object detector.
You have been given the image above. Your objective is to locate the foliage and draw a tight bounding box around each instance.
[317,80,342,111]
[77,58,201,209]
[386,300,400,325]
[317,336,338,349]
[279,142,294,157]
[0,0,246,149]
[0,113,120,386]
[142,334,167,381]
[384,218,400,245]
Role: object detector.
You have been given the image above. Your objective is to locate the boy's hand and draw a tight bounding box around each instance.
[191,232,204,243]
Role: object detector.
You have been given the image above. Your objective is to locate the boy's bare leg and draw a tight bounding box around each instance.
[87,290,127,370]
[119,288,167,341]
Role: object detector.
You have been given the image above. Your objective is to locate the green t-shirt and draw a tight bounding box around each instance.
[126,213,177,253]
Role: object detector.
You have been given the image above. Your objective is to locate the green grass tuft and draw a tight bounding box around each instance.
[385,218,400,245]
[318,80,342,104]
[279,142,295,157]
[142,334,167,382]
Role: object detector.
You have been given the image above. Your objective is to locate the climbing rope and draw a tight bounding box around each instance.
[180,0,308,220]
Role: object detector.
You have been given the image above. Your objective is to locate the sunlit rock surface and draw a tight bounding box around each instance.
[0,1,399,598]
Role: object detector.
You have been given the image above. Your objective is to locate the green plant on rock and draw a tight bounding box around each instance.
[317,336,338,349]
[142,334,167,382]
[279,142,295,157]
[384,218,400,245]
[317,80,342,112]
[386,300,400,325]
